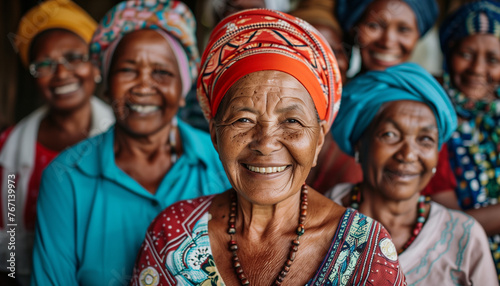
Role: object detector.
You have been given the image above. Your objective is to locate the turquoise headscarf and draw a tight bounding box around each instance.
[331,63,457,156]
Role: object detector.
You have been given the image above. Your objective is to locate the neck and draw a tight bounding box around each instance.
[356,183,420,233]
[45,101,92,135]
[114,123,175,159]
[235,191,302,242]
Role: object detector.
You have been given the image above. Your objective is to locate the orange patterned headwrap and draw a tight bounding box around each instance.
[197,9,342,129]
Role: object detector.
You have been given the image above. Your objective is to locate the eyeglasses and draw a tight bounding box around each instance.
[29,53,90,78]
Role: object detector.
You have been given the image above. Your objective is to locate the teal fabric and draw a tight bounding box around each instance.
[31,119,231,286]
[331,63,457,156]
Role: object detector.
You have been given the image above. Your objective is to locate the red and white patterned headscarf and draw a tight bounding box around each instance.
[197,8,342,129]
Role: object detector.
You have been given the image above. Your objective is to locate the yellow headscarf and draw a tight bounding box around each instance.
[15,0,97,67]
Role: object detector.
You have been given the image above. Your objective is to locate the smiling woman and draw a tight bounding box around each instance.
[0,1,114,284]
[326,62,497,285]
[30,1,230,285]
[336,0,438,73]
[131,9,407,286]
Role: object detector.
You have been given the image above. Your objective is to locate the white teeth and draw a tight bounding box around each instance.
[129,104,160,114]
[247,165,287,174]
[372,52,399,62]
[54,83,79,95]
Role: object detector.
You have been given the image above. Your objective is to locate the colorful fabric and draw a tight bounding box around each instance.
[0,97,114,278]
[89,0,199,96]
[15,0,97,67]
[439,0,500,71]
[326,183,498,285]
[331,63,457,156]
[31,121,231,286]
[440,74,500,280]
[131,195,406,285]
[335,0,438,36]
[197,8,342,128]
[421,143,458,196]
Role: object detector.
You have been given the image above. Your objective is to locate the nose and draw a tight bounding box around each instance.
[394,139,418,163]
[249,124,281,156]
[469,55,486,75]
[134,69,155,94]
[53,61,70,79]
[378,27,396,48]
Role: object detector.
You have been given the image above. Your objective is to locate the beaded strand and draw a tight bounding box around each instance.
[350,184,429,254]
[228,184,308,285]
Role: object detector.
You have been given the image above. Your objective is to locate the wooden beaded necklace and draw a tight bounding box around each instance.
[227,184,308,285]
[350,184,430,254]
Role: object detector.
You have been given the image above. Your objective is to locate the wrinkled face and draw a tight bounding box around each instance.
[356,0,419,71]
[108,29,184,136]
[30,29,97,112]
[313,24,349,84]
[358,101,438,200]
[450,34,500,101]
[210,71,327,204]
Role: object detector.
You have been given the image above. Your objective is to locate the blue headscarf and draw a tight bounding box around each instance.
[439,0,500,71]
[336,0,438,36]
[331,63,457,156]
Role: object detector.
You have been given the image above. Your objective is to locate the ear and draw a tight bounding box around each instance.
[312,120,329,167]
[209,119,219,153]
[178,96,186,108]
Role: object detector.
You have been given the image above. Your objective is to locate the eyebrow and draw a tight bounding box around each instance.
[384,118,437,132]
[276,104,306,114]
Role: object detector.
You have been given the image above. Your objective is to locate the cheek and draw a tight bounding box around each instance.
[400,36,418,56]
[489,66,500,83]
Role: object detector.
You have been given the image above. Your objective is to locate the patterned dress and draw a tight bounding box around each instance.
[131,195,406,285]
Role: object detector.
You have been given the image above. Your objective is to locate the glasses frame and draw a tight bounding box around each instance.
[29,54,90,78]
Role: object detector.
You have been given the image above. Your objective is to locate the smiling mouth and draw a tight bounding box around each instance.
[53,83,80,95]
[245,164,288,174]
[371,52,400,63]
[127,104,160,114]
[386,170,419,181]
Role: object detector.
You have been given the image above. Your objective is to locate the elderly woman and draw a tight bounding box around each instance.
[423,0,500,280]
[31,1,230,285]
[326,63,497,284]
[131,9,406,286]
[0,0,114,284]
[336,0,438,73]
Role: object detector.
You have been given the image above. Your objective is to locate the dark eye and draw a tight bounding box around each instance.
[365,22,380,30]
[153,69,174,77]
[458,51,472,60]
[236,118,251,123]
[487,56,500,64]
[285,118,300,124]
[64,53,87,64]
[398,25,412,33]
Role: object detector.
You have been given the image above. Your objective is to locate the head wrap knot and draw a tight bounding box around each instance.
[331,63,457,156]
[197,8,342,129]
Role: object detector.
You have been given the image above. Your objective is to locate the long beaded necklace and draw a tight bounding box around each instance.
[227,184,308,285]
[350,184,429,254]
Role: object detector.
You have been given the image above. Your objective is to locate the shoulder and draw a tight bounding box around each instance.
[0,126,15,151]
[429,202,485,235]
[149,195,215,230]
[43,128,111,178]
[324,183,352,203]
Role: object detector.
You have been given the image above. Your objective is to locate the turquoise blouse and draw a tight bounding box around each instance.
[31,119,231,286]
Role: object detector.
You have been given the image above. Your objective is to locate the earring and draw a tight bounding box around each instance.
[94,74,102,84]
[354,151,360,164]
[432,167,436,174]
